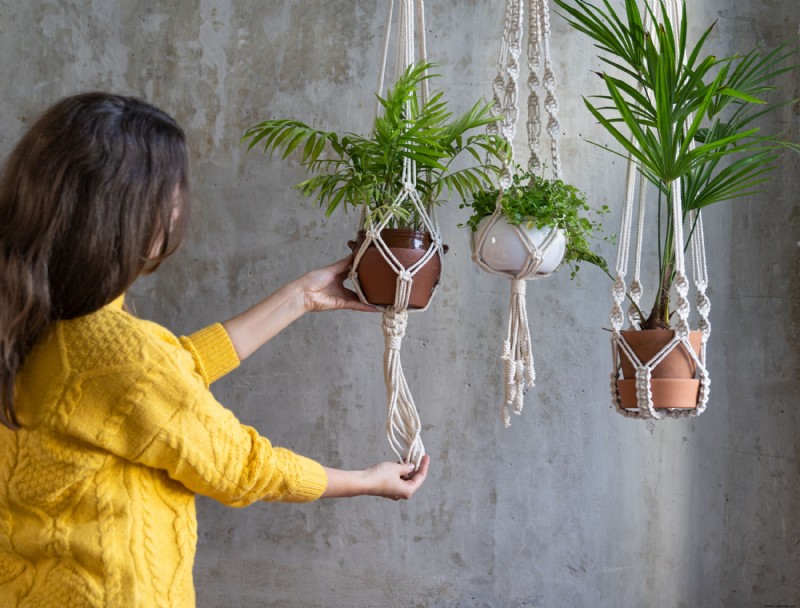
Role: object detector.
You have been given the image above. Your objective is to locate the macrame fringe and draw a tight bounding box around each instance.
[477,0,563,426]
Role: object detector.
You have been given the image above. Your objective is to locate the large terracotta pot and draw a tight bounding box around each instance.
[472,216,567,275]
[616,329,703,410]
[348,229,446,309]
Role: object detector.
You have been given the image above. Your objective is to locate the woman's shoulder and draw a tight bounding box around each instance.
[57,305,177,373]
[15,305,172,428]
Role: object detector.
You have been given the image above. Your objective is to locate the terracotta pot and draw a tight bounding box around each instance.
[472,216,567,274]
[348,229,447,309]
[617,329,703,410]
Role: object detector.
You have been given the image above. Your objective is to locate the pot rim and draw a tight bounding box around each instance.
[475,214,563,232]
[350,228,448,253]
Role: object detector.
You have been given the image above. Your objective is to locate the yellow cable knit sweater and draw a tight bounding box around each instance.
[0,297,328,607]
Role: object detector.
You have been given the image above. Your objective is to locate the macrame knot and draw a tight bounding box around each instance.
[674,272,689,296]
[675,318,690,340]
[627,304,643,328]
[635,367,656,419]
[610,304,624,330]
[402,181,415,193]
[629,280,643,301]
[696,291,711,316]
[675,294,690,320]
[635,367,651,393]
[525,247,543,273]
[366,229,379,241]
[382,310,408,339]
[491,75,505,107]
[545,112,560,138]
[383,312,407,353]
[511,279,527,296]
[612,277,626,302]
[505,58,520,80]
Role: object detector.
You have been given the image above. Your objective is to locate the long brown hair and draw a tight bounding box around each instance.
[0,92,191,427]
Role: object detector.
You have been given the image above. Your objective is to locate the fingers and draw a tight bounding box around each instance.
[392,455,430,501]
[326,255,353,277]
[339,288,379,312]
[406,454,430,487]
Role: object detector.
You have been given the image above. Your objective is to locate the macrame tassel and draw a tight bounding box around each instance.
[500,279,535,426]
[382,309,425,468]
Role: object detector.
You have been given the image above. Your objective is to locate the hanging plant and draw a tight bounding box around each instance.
[462,168,610,279]
[243,50,510,465]
[243,61,508,308]
[556,0,799,329]
[244,61,507,221]
[554,0,800,415]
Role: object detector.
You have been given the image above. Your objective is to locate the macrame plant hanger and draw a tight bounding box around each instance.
[348,0,444,467]
[472,0,563,426]
[609,0,711,419]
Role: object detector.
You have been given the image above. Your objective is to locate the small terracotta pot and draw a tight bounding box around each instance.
[348,229,447,309]
[617,329,703,410]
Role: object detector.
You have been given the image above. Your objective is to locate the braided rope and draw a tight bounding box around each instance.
[348,0,439,466]
[610,0,711,419]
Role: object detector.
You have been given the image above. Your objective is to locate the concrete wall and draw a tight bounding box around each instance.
[2,1,798,606]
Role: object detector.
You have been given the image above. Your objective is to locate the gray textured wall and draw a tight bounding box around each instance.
[2,1,798,606]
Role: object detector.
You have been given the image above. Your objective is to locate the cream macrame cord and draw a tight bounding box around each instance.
[348,0,444,467]
[472,0,564,426]
[609,0,711,419]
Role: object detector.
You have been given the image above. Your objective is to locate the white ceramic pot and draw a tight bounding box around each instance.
[472,216,567,274]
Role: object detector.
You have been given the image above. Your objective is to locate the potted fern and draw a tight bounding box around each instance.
[243,61,509,308]
[462,168,610,279]
[554,0,799,409]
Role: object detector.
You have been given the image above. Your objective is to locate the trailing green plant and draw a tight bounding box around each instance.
[554,0,800,328]
[243,61,510,230]
[461,168,611,278]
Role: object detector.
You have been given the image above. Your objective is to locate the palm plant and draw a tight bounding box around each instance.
[554,0,798,328]
[243,61,509,230]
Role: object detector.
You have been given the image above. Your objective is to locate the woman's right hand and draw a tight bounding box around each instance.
[299,255,378,314]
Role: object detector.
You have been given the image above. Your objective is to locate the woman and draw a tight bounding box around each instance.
[0,92,429,607]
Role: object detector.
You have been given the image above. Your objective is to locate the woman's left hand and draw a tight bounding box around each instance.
[322,455,431,500]
[301,256,378,313]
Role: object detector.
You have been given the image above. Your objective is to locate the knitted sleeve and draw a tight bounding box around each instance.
[62,329,328,506]
[179,323,240,387]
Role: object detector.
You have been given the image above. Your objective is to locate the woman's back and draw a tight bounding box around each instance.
[1,299,200,607]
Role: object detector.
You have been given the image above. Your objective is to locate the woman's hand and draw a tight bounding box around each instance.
[300,256,378,313]
[322,455,430,500]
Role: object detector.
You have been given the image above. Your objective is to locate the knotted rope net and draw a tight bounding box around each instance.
[472,0,564,426]
[348,0,444,467]
[609,0,710,419]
